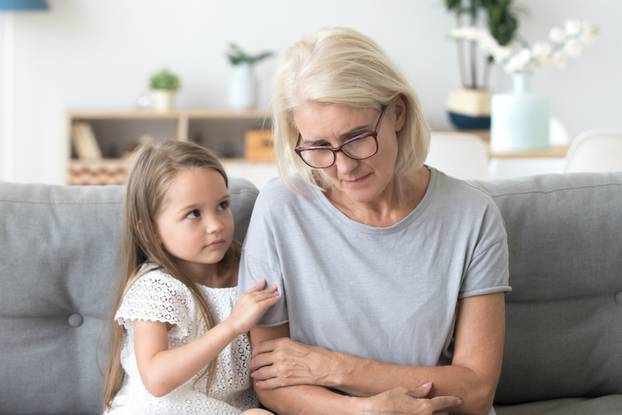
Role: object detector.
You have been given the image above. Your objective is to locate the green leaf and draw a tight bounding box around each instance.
[149,69,180,91]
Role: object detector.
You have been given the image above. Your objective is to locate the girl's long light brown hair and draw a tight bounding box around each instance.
[102,140,240,410]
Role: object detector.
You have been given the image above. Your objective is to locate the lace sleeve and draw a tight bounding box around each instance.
[114,270,192,338]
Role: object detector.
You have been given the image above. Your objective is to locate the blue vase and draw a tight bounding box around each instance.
[491,73,550,152]
[446,88,491,130]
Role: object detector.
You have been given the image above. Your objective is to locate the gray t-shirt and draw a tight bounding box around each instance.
[238,168,511,367]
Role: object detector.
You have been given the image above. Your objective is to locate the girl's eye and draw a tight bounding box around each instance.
[185,209,201,219]
[218,200,230,211]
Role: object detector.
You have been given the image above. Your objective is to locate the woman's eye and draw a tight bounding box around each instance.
[185,209,201,219]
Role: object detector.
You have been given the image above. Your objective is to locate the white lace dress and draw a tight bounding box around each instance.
[105,267,258,415]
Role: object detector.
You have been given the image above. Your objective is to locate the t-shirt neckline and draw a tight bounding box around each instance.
[312,167,438,234]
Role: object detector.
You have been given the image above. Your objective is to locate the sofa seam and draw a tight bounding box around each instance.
[0,189,257,205]
[486,182,622,199]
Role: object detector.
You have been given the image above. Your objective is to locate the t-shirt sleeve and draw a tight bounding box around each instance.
[115,270,192,338]
[460,201,512,298]
[237,193,288,327]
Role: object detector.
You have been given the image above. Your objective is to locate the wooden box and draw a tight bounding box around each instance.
[244,129,274,162]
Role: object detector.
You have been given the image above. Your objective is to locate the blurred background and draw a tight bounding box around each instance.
[0,0,619,186]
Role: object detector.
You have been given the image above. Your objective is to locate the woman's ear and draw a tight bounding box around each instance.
[393,94,407,134]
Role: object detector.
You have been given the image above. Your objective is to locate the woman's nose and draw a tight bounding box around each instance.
[334,151,358,173]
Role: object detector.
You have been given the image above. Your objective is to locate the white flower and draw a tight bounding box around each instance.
[549,27,566,43]
[551,51,569,69]
[447,19,597,75]
[564,19,582,36]
[563,38,583,57]
[504,48,532,72]
[531,42,552,64]
[492,46,512,62]
[478,32,499,53]
[580,21,598,45]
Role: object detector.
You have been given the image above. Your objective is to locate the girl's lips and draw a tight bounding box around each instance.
[206,239,225,248]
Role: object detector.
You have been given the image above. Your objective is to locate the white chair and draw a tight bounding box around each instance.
[426,132,490,180]
[222,159,279,189]
[564,131,622,173]
[549,117,571,146]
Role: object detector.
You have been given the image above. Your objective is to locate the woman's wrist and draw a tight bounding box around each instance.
[323,350,358,389]
[346,395,370,414]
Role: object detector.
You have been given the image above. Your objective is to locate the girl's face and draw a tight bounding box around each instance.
[154,168,234,279]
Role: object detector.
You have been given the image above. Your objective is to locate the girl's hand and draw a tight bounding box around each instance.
[357,385,463,415]
[251,337,334,388]
[226,278,279,336]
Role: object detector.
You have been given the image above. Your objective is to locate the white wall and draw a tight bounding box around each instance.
[4,0,621,184]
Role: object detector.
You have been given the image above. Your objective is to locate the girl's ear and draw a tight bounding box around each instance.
[151,222,162,244]
[393,94,407,134]
[139,220,161,244]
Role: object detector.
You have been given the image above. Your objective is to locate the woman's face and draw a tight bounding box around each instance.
[293,101,404,204]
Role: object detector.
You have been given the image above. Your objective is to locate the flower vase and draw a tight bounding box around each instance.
[446,88,491,130]
[491,73,550,152]
[227,64,257,110]
[151,90,176,112]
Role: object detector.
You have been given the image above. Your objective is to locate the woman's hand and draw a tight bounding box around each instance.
[225,279,279,335]
[357,384,463,415]
[251,337,336,388]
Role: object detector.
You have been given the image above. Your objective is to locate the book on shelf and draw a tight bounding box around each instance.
[71,122,102,159]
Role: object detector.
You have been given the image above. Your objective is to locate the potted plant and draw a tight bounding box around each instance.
[225,43,274,110]
[149,69,180,112]
[444,0,520,130]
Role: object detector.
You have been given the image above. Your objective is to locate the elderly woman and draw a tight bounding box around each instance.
[238,27,510,415]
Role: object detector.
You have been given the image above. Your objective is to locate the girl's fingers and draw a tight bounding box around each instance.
[247,278,267,292]
[261,294,281,306]
[252,290,279,302]
[251,285,278,297]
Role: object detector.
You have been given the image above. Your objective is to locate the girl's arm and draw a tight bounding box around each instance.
[134,280,279,397]
[134,319,239,397]
[252,293,505,415]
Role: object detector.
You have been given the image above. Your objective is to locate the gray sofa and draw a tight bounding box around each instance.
[1,173,621,414]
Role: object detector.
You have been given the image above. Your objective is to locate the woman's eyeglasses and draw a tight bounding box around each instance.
[295,106,386,169]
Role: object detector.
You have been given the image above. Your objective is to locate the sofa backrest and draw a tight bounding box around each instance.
[475,172,622,404]
[2,173,621,412]
[0,179,258,415]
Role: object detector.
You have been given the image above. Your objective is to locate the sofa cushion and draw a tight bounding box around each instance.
[474,173,622,404]
[496,395,622,415]
[0,179,258,414]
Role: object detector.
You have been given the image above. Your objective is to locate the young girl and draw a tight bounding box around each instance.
[103,140,277,414]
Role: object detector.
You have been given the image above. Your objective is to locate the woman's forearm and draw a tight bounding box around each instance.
[330,353,494,415]
[256,384,360,415]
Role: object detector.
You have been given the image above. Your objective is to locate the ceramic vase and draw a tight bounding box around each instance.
[151,90,175,112]
[446,88,491,130]
[491,73,550,152]
[228,64,257,110]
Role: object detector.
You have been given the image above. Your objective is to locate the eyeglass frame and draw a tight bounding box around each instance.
[294,105,387,169]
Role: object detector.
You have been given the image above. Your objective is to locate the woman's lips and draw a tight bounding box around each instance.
[341,173,372,186]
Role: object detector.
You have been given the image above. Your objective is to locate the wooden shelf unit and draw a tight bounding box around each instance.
[66,109,272,185]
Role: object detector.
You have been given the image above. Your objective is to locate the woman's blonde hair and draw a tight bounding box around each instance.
[102,140,240,409]
[271,27,430,191]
